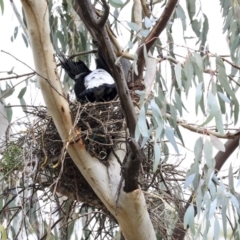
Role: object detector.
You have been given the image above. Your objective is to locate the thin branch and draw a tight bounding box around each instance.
[215,133,240,171]
[140,0,151,18]
[123,138,143,192]
[220,56,240,71]
[98,0,109,27]
[0,72,35,81]
[1,50,65,99]
[136,0,178,78]
[0,77,30,100]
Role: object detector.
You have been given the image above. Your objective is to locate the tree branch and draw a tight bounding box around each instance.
[123,138,143,192]
[98,0,109,27]
[136,0,178,79]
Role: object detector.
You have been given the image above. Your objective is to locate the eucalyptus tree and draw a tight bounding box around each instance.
[1,0,240,239]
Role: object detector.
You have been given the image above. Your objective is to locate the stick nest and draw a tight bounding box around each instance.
[20,100,124,208]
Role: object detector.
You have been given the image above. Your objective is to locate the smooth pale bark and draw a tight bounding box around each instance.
[20,0,156,239]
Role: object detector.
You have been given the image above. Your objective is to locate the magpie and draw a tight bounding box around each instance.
[57,51,117,103]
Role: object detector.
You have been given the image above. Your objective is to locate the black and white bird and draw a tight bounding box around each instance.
[57,51,117,103]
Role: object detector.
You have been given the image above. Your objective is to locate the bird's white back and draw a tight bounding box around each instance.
[84,69,115,89]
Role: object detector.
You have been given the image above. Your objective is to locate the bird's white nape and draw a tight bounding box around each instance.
[84,69,115,89]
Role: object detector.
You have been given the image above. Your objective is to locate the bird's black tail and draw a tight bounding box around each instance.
[57,52,90,81]
[96,48,112,74]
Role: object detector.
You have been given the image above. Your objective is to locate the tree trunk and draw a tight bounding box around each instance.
[20,0,156,239]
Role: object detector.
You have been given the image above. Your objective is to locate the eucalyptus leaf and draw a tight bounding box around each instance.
[194,137,203,162]
[209,198,217,220]
[21,33,28,48]
[0,0,4,15]
[184,173,196,189]
[195,82,203,115]
[137,105,148,138]
[165,125,179,154]
[210,134,225,152]
[127,22,141,32]
[184,204,194,229]
[109,0,124,8]
[6,104,12,123]
[175,63,182,89]
[18,87,27,99]
[144,17,152,28]
[204,139,213,166]
[217,91,231,104]
[214,217,220,240]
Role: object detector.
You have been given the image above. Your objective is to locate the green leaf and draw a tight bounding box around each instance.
[14,26,18,39]
[200,92,218,126]
[127,22,141,32]
[109,0,124,8]
[214,217,220,240]
[194,137,203,162]
[174,90,183,116]
[184,173,196,189]
[170,104,177,128]
[210,134,225,152]
[176,4,186,31]
[21,33,28,48]
[200,14,209,48]
[184,204,194,229]
[217,91,231,104]
[222,202,227,239]
[6,104,12,123]
[137,105,148,138]
[183,61,193,93]
[175,63,182,89]
[204,139,213,166]
[230,193,239,209]
[0,0,3,15]
[216,56,239,123]
[215,110,224,135]
[140,29,149,37]
[162,142,169,162]
[192,19,201,36]
[195,82,203,115]
[20,98,26,109]
[209,198,217,220]
[216,86,226,114]
[186,0,196,21]
[0,224,7,240]
[1,82,15,99]
[144,17,152,28]
[193,53,203,71]
[150,99,163,139]
[128,40,134,49]
[165,125,179,154]
[18,87,27,99]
